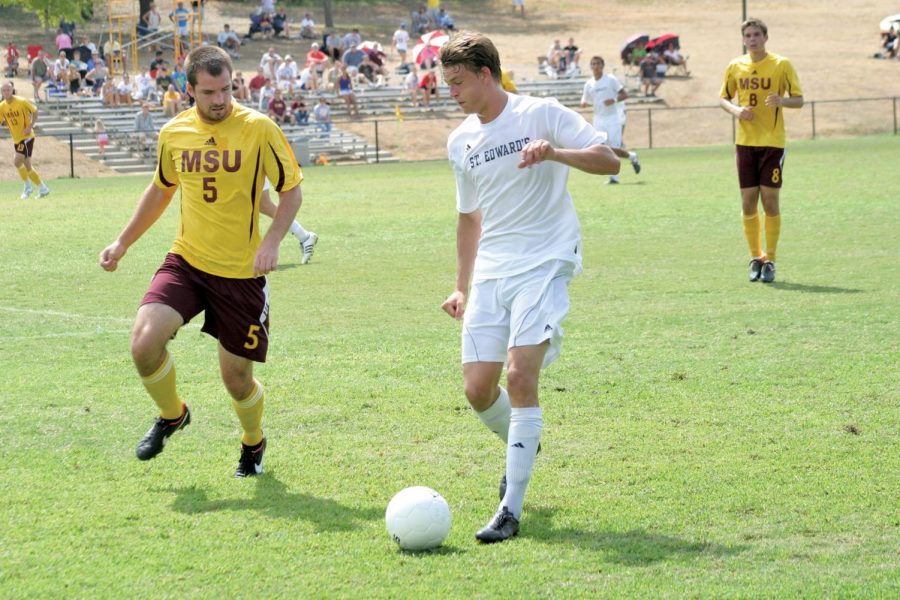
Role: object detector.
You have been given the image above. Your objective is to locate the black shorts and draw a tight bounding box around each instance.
[14,138,34,157]
[141,253,271,362]
[736,145,785,189]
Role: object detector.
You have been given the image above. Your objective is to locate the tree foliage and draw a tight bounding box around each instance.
[0,0,94,28]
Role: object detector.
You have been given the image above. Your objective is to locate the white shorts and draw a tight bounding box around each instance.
[462,259,574,369]
[594,118,623,148]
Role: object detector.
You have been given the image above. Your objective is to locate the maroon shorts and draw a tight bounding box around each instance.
[14,138,34,158]
[142,253,271,362]
[735,145,785,189]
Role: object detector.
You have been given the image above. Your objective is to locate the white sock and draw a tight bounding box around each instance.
[628,151,637,161]
[500,406,542,519]
[289,221,309,242]
[475,386,510,443]
[610,175,620,182]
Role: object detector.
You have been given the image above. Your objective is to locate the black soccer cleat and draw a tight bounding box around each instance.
[235,437,266,478]
[761,261,776,283]
[748,258,764,282]
[136,404,191,461]
[476,506,520,543]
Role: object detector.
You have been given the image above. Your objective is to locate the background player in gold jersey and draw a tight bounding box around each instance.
[0,81,50,200]
[719,18,803,283]
[99,47,303,477]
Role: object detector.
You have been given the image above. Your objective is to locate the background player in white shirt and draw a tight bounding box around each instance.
[260,178,318,264]
[581,55,640,184]
[440,31,619,543]
[392,22,410,65]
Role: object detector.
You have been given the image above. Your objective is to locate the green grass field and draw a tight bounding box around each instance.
[1,136,897,598]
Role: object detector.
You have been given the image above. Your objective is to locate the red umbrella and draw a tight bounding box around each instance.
[412,30,449,66]
[646,33,680,51]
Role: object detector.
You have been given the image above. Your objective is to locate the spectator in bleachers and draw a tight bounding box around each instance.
[437,8,455,33]
[404,63,419,105]
[55,29,73,60]
[52,51,70,89]
[273,7,290,38]
[70,49,88,82]
[101,78,117,106]
[337,64,359,117]
[412,5,432,35]
[306,43,328,77]
[291,96,309,124]
[248,67,266,102]
[117,73,135,104]
[298,65,316,92]
[639,52,662,96]
[163,83,182,117]
[393,22,410,65]
[365,45,389,79]
[30,51,50,101]
[343,28,362,50]
[281,73,305,97]
[218,24,243,59]
[66,63,83,95]
[325,31,343,62]
[342,43,365,70]
[135,69,160,103]
[257,78,277,111]
[358,54,385,87]
[276,55,297,84]
[85,60,108,96]
[232,71,250,101]
[267,88,293,125]
[148,51,165,77]
[313,96,332,135]
[171,63,187,94]
[155,65,173,93]
[662,43,689,74]
[629,41,647,67]
[94,119,109,160]
[59,18,76,39]
[258,11,275,39]
[170,2,190,38]
[300,12,316,40]
[563,38,582,70]
[262,55,278,83]
[141,1,162,39]
[418,68,439,108]
[133,102,156,147]
[5,43,19,77]
[322,60,343,93]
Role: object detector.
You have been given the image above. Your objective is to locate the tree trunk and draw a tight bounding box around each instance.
[323,0,333,29]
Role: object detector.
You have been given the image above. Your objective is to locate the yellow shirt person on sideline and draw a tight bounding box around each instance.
[0,82,50,199]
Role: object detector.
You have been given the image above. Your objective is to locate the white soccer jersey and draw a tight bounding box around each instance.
[581,74,624,125]
[393,29,409,51]
[448,93,606,280]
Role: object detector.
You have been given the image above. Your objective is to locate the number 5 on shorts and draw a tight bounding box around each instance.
[244,324,260,350]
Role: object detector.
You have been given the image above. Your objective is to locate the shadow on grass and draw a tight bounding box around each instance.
[526,508,745,565]
[164,470,381,532]
[768,281,863,294]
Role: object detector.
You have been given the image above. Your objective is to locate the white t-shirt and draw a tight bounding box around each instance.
[393,29,409,51]
[581,73,624,125]
[448,93,606,280]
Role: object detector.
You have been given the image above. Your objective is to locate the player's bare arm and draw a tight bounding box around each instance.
[99,182,177,272]
[254,183,302,277]
[442,209,481,320]
[519,140,619,175]
[719,97,755,121]
[765,93,804,109]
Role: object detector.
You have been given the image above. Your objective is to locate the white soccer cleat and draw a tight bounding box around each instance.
[38,184,50,198]
[301,232,318,265]
[20,182,33,199]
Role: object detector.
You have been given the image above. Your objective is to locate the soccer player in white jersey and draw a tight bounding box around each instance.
[580,55,640,184]
[260,178,318,264]
[440,31,619,543]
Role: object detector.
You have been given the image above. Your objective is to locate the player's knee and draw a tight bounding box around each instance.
[505,365,537,399]
[463,379,495,410]
[130,332,165,375]
[221,369,253,400]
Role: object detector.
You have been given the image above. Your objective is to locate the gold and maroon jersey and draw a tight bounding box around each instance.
[720,52,803,148]
[154,103,302,278]
[0,95,37,143]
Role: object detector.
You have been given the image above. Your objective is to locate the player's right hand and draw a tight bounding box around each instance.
[99,241,126,272]
[441,290,467,320]
[738,106,755,121]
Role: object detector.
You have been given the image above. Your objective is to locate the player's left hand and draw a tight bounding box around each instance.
[518,139,555,169]
[764,93,783,107]
[253,240,279,277]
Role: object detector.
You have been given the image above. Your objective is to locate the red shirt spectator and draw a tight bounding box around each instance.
[249,69,266,92]
[306,44,328,74]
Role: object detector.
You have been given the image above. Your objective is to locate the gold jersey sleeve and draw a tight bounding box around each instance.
[153,103,303,279]
[0,96,37,143]
[720,52,802,148]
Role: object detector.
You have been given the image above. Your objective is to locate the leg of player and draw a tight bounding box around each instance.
[132,302,191,460]
[23,154,49,198]
[759,186,781,283]
[14,152,32,199]
[741,187,765,282]
[609,146,640,175]
[259,188,317,264]
[219,345,267,477]
[475,344,546,544]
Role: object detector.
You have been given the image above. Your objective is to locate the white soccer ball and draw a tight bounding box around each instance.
[385,486,452,551]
